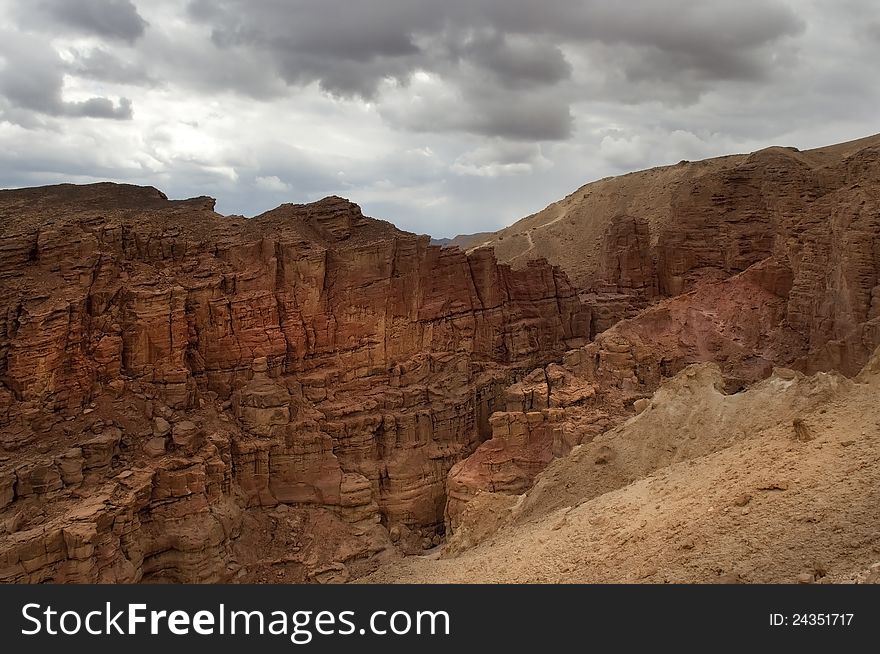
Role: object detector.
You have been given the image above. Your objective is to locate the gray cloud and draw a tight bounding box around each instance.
[452,141,550,177]
[380,84,575,141]
[181,0,802,100]
[458,32,572,89]
[166,0,803,140]
[0,31,133,121]
[65,96,133,118]
[24,0,148,42]
[68,48,156,86]
[863,21,880,42]
[187,0,427,98]
[1,0,808,137]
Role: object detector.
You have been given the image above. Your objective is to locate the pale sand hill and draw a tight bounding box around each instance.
[366,349,880,583]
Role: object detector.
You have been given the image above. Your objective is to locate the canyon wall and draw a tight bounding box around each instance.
[0,184,588,582]
[446,138,880,526]
[3,135,879,582]
[474,136,880,375]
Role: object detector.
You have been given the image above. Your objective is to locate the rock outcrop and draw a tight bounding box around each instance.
[370,348,880,583]
[443,258,800,525]
[369,347,880,583]
[471,135,880,374]
[0,184,588,582]
[443,136,880,527]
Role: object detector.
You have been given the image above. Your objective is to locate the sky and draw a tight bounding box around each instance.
[0,1,878,237]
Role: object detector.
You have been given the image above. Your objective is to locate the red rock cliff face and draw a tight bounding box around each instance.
[478,137,880,376]
[0,184,588,582]
[445,139,880,528]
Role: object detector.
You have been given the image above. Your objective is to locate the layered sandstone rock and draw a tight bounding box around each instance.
[442,136,880,527]
[474,135,880,370]
[370,347,880,582]
[4,135,880,584]
[0,184,588,582]
[443,251,865,527]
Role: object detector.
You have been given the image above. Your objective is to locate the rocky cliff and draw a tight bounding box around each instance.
[0,184,588,582]
[368,346,880,583]
[444,135,880,528]
[3,132,879,585]
[470,134,880,370]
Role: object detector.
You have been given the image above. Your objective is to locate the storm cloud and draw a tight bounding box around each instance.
[0,30,133,121]
[185,0,802,96]
[20,0,148,42]
[174,0,803,137]
[0,0,877,236]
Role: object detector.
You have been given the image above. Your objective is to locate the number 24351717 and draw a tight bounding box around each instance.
[770,613,854,626]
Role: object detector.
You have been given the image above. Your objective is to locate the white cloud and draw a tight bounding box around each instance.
[254,175,290,192]
[452,142,551,177]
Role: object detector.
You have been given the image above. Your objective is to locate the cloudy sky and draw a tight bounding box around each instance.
[0,1,878,236]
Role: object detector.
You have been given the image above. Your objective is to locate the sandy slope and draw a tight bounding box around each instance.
[366,351,880,583]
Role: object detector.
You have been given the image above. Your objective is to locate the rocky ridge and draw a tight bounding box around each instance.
[438,136,880,525]
[469,134,880,360]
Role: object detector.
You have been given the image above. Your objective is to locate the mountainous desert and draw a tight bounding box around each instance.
[1,134,878,584]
